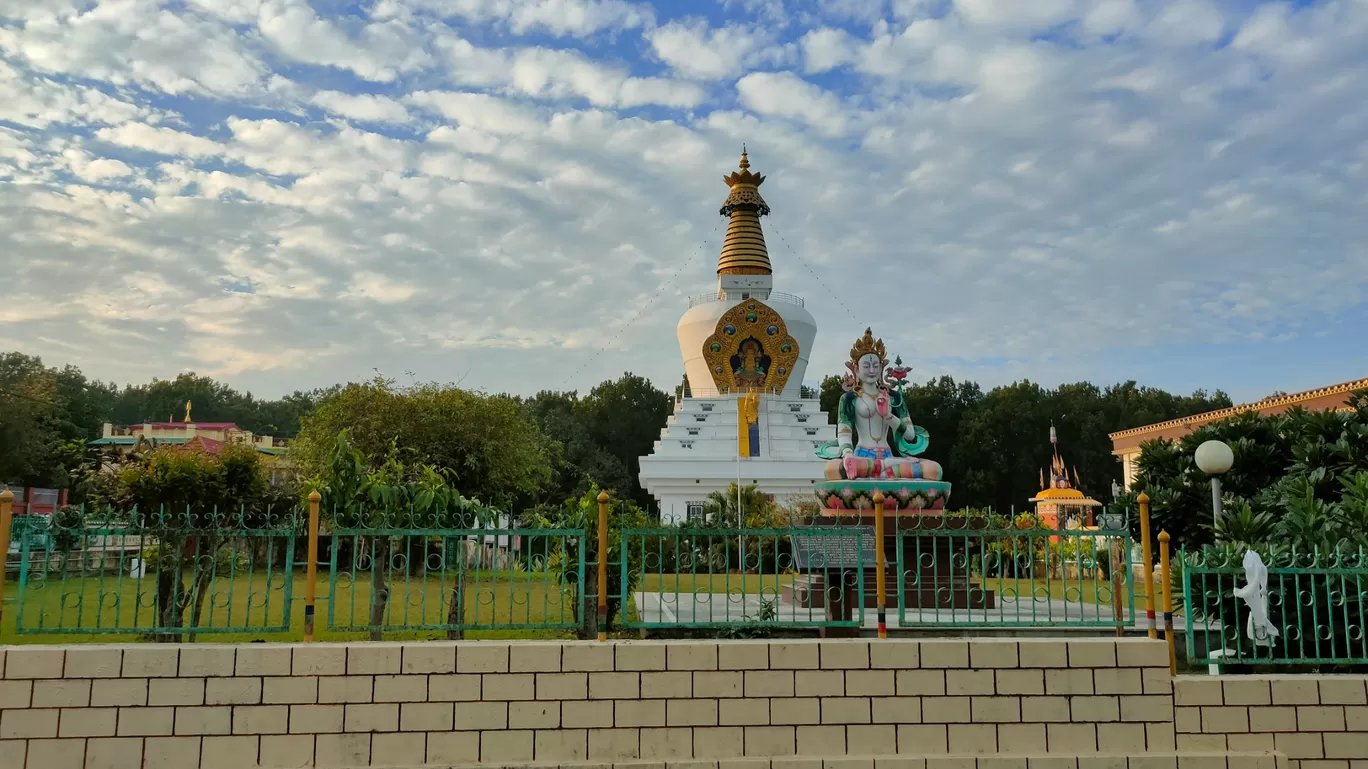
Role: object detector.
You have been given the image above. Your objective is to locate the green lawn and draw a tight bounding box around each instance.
[1,568,1135,645]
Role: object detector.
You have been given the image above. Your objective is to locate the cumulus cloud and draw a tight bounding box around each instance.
[1,0,1367,403]
[647,19,770,79]
[310,90,411,124]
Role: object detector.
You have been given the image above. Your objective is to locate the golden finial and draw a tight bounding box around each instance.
[184,400,192,423]
[739,146,749,170]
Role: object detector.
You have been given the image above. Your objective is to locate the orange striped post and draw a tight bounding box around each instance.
[305,490,321,643]
[597,490,610,643]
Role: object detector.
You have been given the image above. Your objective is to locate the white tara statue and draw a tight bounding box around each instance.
[1234,550,1279,648]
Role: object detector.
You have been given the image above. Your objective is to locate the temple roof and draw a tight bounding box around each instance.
[1109,376,1367,450]
[717,149,772,276]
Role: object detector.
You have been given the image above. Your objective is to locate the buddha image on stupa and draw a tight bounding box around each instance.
[731,338,771,389]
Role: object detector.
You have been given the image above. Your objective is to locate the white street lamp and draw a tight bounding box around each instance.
[1194,439,1234,531]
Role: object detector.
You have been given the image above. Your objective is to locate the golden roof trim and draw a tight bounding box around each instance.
[1107,377,1368,441]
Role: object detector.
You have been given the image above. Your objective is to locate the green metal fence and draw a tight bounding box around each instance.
[1183,546,1368,666]
[894,512,1136,629]
[620,527,868,630]
[12,505,299,637]
[326,527,585,634]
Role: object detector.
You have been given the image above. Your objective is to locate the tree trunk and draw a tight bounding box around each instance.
[368,535,390,641]
[155,568,184,643]
[186,563,216,643]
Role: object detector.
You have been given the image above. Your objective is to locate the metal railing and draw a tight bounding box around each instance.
[687,292,806,309]
[892,512,1136,629]
[621,527,867,630]
[326,526,584,634]
[0,492,1179,647]
[8,505,299,638]
[1183,546,1368,666]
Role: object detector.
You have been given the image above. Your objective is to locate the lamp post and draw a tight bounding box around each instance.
[1194,439,1234,532]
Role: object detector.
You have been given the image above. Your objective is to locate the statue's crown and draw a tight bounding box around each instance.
[849,327,887,366]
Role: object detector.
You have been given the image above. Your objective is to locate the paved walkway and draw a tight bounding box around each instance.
[632,590,1153,631]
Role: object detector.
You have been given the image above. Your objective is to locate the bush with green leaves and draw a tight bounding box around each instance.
[1131,392,1368,554]
[307,431,500,640]
[520,486,650,637]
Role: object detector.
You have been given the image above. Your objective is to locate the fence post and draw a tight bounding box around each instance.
[1110,538,1124,638]
[873,491,887,639]
[597,490,609,643]
[1159,530,1176,676]
[305,490,321,643]
[0,489,12,630]
[1138,492,1156,640]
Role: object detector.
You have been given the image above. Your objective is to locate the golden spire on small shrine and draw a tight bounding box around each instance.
[184,400,192,423]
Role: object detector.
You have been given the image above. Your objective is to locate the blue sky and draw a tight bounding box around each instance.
[2,0,1365,405]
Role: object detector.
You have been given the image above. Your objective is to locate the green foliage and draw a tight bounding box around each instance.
[309,431,499,530]
[692,483,794,573]
[295,377,553,509]
[521,390,632,506]
[1134,392,1368,552]
[521,486,651,636]
[575,373,672,508]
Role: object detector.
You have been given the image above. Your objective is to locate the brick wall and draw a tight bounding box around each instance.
[1175,674,1368,768]
[0,639,1356,768]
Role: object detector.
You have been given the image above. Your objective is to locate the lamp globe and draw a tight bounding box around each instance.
[1194,440,1234,476]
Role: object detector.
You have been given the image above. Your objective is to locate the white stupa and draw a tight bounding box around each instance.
[639,151,835,524]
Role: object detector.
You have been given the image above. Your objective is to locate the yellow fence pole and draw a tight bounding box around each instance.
[1160,530,1176,676]
[305,490,321,643]
[873,491,887,640]
[597,490,609,643]
[1138,491,1156,640]
[0,489,13,631]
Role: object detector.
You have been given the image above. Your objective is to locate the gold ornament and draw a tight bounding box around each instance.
[848,327,887,368]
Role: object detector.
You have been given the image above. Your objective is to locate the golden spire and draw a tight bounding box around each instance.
[717,148,772,276]
[184,400,192,423]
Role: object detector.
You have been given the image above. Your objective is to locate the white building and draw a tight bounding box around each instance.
[639,151,835,524]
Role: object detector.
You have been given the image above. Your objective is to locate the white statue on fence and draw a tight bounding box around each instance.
[1233,549,1278,648]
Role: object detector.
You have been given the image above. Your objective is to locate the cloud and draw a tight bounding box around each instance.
[736,72,850,136]
[256,0,431,82]
[1,0,1367,406]
[410,0,654,37]
[647,19,770,79]
[310,90,411,124]
[438,36,707,108]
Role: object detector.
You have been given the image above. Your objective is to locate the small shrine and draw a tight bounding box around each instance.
[1030,423,1102,531]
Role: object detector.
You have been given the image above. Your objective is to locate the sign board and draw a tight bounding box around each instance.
[790,526,877,570]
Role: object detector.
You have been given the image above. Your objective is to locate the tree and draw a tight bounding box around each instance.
[521,487,650,638]
[820,375,843,424]
[576,373,671,509]
[522,391,631,505]
[0,352,62,485]
[94,442,277,640]
[294,377,554,508]
[308,432,499,640]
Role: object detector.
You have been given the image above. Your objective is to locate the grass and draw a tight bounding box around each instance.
[1,564,1143,645]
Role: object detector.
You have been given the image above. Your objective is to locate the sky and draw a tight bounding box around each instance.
[2,0,1366,405]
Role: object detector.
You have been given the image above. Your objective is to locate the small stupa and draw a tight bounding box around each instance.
[1030,423,1102,530]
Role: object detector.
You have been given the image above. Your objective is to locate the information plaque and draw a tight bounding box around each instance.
[789,526,878,570]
